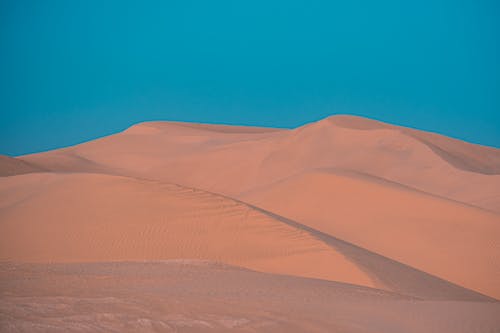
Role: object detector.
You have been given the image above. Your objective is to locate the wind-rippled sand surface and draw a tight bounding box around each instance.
[1,115,499,332]
[2,261,499,333]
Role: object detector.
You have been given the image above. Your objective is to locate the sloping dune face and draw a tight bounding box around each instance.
[1,172,492,302]
[0,155,46,176]
[328,115,500,175]
[0,172,373,287]
[242,169,500,299]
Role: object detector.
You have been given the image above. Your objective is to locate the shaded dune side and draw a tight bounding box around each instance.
[17,150,119,175]
[281,117,500,212]
[130,178,498,301]
[328,115,500,175]
[255,208,495,301]
[241,170,500,299]
[404,132,500,175]
[146,121,285,134]
[0,155,46,177]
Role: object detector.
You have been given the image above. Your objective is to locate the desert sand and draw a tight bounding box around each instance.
[242,169,500,298]
[1,115,499,332]
[0,155,45,177]
[20,115,500,212]
[2,261,500,333]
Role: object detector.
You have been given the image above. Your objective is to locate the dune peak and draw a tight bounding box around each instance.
[321,114,393,130]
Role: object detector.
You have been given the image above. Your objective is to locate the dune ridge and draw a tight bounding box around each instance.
[328,115,500,175]
[18,115,500,212]
[242,169,500,298]
[0,172,373,287]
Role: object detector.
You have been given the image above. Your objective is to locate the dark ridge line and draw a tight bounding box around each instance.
[241,167,499,215]
[162,180,497,302]
[254,206,496,302]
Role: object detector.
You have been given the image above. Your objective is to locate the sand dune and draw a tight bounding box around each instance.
[1,261,499,333]
[0,172,373,287]
[242,169,500,299]
[20,115,500,212]
[328,115,500,174]
[2,115,500,331]
[0,155,46,176]
[0,172,492,301]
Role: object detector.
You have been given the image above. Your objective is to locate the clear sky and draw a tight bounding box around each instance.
[1,0,499,155]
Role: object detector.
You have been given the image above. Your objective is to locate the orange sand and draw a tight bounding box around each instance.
[1,115,499,331]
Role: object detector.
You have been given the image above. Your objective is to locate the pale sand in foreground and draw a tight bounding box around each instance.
[1,261,499,333]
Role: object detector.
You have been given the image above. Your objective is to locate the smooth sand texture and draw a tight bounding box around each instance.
[0,172,493,302]
[0,155,45,176]
[242,169,500,298]
[1,115,499,331]
[0,172,373,287]
[20,115,500,212]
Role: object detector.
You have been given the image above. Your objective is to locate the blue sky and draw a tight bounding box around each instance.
[1,0,499,155]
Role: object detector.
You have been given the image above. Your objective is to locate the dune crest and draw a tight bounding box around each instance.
[0,172,372,287]
[328,115,500,175]
[242,169,500,298]
[19,115,500,212]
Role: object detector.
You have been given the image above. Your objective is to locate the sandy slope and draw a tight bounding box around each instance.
[242,169,500,299]
[0,172,492,301]
[19,116,500,212]
[1,261,499,333]
[0,172,371,287]
[0,155,46,176]
[328,115,500,175]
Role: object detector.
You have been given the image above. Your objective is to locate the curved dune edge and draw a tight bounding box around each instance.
[241,169,500,299]
[1,261,499,333]
[18,115,500,213]
[327,115,500,175]
[0,172,372,288]
[0,172,494,301]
